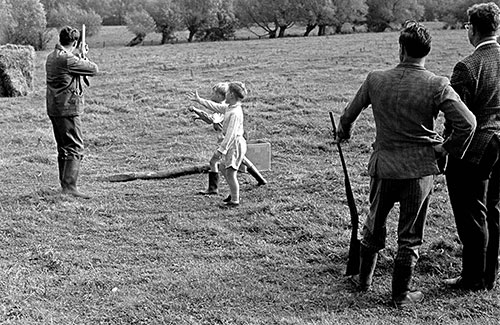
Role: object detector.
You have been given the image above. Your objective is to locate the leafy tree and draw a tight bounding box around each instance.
[439,0,500,28]
[4,0,52,50]
[417,0,455,21]
[76,0,113,21]
[176,0,216,42]
[125,9,156,43]
[195,0,238,41]
[39,0,61,14]
[47,4,102,37]
[106,0,142,25]
[273,0,302,37]
[0,0,13,44]
[330,0,368,33]
[144,0,181,44]
[297,0,336,36]
[366,0,424,32]
[236,0,300,38]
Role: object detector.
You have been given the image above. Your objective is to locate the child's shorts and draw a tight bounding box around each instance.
[224,137,247,170]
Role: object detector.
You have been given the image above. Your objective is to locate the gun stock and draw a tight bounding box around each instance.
[329,112,360,276]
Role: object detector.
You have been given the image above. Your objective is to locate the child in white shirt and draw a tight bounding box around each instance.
[189,82,248,207]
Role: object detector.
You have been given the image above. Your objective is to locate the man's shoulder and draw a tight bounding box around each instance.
[461,45,500,65]
[368,66,446,80]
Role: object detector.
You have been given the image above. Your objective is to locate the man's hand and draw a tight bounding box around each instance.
[336,122,350,141]
[434,143,448,174]
[81,44,89,57]
[433,144,448,156]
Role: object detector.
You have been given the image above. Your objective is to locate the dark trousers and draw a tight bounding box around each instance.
[446,136,500,288]
[50,116,84,160]
[362,176,434,268]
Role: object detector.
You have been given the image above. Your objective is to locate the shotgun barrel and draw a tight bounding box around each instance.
[329,112,360,276]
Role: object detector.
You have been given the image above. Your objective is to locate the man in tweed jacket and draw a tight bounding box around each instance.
[337,21,476,307]
[444,2,500,291]
[46,26,98,198]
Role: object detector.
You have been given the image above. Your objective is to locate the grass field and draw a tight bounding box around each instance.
[1,25,499,324]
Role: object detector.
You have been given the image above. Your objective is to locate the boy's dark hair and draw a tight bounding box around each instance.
[228,82,247,100]
[468,2,500,36]
[399,20,431,58]
[59,26,80,46]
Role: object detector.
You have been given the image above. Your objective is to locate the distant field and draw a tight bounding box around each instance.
[1,25,499,324]
[85,21,448,48]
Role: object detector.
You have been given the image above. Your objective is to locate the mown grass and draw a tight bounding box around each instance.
[0,26,499,324]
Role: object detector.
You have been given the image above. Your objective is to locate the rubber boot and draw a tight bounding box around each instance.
[351,245,378,291]
[58,157,65,185]
[392,263,423,308]
[243,158,267,186]
[198,172,219,195]
[61,158,90,199]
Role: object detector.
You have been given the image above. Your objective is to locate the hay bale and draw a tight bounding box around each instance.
[0,44,35,97]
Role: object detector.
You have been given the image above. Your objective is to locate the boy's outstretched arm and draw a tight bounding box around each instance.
[188,91,227,114]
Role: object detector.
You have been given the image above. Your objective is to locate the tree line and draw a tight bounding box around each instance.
[0,0,497,50]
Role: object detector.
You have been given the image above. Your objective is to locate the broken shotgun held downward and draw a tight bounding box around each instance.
[329,112,360,276]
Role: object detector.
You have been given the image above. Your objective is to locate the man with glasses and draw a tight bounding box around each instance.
[444,2,500,291]
[337,21,476,307]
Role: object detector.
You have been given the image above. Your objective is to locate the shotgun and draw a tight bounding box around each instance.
[78,24,90,87]
[80,24,86,58]
[329,112,360,276]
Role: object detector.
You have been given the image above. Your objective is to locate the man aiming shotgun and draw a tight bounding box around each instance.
[335,21,476,308]
[46,25,98,198]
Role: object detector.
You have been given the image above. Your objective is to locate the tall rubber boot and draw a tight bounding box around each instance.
[58,157,65,185]
[392,263,423,308]
[198,172,219,195]
[351,245,378,291]
[243,158,267,186]
[61,158,90,199]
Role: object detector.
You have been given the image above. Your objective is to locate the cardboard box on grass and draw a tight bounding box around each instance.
[239,141,271,172]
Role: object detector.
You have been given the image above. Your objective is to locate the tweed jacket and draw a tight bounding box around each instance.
[46,44,98,117]
[450,41,500,164]
[339,62,476,179]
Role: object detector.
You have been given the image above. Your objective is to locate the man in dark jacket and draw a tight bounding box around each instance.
[46,26,98,198]
[444,2,500,291]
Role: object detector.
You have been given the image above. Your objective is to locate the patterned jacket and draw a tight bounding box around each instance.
[339,62,476,179]
[46,44,98,117]
[450,41,500,164]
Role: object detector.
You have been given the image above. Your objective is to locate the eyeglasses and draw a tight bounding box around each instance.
[464,22,472,30]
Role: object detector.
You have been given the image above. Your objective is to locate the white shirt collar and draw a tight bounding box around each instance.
[475,39,498,50]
